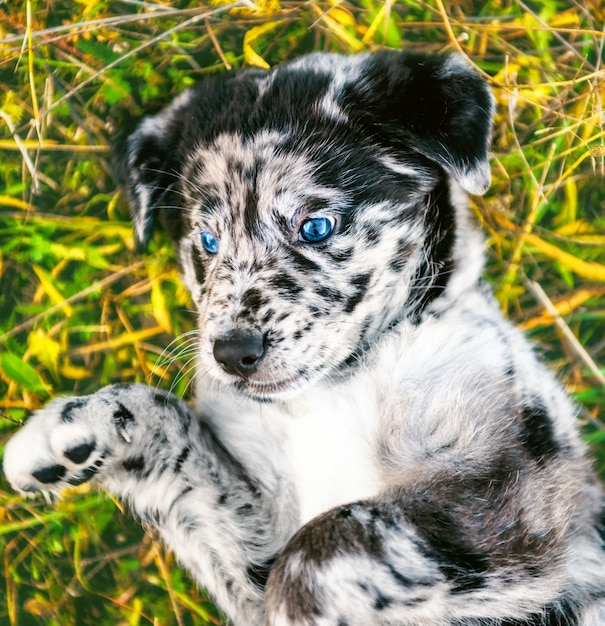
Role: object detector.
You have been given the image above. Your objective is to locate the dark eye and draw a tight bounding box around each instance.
[299,217,335,243]
[200,231,219,254]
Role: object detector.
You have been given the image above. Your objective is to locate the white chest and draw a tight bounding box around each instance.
[279,384,383,525]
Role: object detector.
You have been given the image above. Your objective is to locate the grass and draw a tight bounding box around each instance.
[1,0,604,624]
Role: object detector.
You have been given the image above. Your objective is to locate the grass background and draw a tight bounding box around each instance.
[0,0,604,624]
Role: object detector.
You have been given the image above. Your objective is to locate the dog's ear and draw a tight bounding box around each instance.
[114,71,266,250]
[113,92,194,251]
[342,51,494,195]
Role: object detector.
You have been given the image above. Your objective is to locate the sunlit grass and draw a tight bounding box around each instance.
[1,1,604,624]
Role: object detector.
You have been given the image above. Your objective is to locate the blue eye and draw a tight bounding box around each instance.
[200,231,219,254]
[299,217,335,243]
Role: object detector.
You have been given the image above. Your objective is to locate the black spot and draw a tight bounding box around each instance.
[152,391,192,425]
[174,446,190,473]
[246,556,277,591]
[337,620,349,626]
[60,399,86,423]
[389,237,415,272]
[518,401,561,467]
[67,464,101,486]
[365,225,382,245]
[113,403,135,431]
[343,273,371,314]
[236,503,253,516]
[241,287,269,312]
[402,596,428,607]
[335,352,355,372]
[387,563,415,588]
[303,196,330,214]
[179,485,193,498]
[308,305,326,318]
[268,330,284,345]
[261,308,275,324]
[409,507,489,593]
[123,455,146,473]
[64,441,96,464]
[374,593,392,610]
[191,247,206,284]
[33,464,66,484]
[152,389,172,406]
[315,285,344,302]
[244,183,259,233]
[505,364,516,377]
[285,248,321,274]
[270,274,303,299]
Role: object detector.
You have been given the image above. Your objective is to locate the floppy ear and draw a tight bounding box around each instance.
[114,70,267,250]
[113,92,194,250]
[342,51,494,195]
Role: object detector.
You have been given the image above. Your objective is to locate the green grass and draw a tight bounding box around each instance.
[1,1,604,624]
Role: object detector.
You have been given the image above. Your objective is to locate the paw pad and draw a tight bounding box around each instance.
[64,441,96,464]
[32,464,66,484]
[66,460,104,486]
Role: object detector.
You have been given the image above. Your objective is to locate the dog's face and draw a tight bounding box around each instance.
[117,51,493,400]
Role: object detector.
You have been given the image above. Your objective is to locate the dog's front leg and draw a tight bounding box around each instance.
[3,383,289,626]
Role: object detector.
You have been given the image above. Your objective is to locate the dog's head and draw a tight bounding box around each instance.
[116,51,494,400]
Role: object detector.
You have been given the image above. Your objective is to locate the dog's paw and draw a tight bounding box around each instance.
[3,386,140,496]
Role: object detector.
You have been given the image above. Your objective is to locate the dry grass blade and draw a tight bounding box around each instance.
[526,280,605,387]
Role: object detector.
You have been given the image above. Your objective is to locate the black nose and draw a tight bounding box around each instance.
[213,331,267,378]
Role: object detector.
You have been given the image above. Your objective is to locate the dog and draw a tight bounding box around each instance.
[4,50,605,625]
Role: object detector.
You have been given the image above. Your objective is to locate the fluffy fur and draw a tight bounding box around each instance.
[4,50,605,625]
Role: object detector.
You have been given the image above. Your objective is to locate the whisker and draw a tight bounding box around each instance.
[167,352,199,398]
[149,329,200,392]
